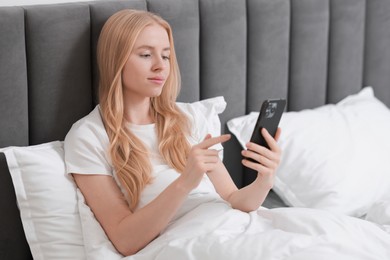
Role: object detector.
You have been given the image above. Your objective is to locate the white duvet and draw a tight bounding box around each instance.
[121,198,390,260]
[78,167,390,260]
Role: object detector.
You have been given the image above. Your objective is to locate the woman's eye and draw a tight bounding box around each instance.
[162,55,170,60]
[140,54,151,58]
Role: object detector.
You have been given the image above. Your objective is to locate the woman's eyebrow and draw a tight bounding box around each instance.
[136,45,170,51]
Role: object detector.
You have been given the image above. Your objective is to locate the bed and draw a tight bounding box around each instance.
[1,0,390,259]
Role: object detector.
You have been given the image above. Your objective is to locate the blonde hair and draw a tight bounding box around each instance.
[97,9,191,210]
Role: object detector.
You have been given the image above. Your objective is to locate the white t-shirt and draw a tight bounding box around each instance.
[64,97,226,220]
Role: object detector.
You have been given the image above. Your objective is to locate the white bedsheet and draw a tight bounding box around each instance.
[123,200,390,260]
[366,200,390,233]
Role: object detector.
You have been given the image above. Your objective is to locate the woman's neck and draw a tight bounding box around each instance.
[124,98,155,125]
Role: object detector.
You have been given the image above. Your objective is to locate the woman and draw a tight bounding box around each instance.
[64,9,281,256]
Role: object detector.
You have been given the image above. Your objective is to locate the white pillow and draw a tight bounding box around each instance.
[1,141,85,259]
[177,96,226,159]
[227,87,390,217]
[73,96,226,259]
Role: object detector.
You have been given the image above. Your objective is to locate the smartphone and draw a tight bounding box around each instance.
[247,99,286,161]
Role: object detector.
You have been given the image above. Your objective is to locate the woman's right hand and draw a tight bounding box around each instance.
[179,134,231,191]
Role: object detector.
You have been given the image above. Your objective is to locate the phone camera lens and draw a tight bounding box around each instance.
[265,103,277,118]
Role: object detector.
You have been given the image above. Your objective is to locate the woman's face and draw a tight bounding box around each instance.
[122,23,171,103]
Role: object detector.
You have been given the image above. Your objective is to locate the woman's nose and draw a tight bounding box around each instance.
[152,56,166,71]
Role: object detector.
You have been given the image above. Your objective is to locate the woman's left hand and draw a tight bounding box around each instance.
[241,127,282,187]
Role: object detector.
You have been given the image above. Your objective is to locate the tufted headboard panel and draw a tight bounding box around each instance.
[1,0,390,188]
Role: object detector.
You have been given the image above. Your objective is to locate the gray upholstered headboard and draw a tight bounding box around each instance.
[2,0,390,187]
[1,0,390,258]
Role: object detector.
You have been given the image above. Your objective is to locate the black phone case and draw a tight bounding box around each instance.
[249,99,286,150]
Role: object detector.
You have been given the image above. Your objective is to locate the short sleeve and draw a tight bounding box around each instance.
[64,106,113,176]
[177,96,227,159]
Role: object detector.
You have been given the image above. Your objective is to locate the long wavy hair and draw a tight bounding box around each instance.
[97,9,191,210]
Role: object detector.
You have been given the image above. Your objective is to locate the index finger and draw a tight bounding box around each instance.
[195,134,231,149]
[261,128,280,152]
[274,127,282,142]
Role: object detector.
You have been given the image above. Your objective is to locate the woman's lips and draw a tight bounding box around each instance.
[148,77,165,85]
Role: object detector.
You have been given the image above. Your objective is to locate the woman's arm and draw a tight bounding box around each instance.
[74,174,190,256]
[207,128,282,212]
[73,134,231,256]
